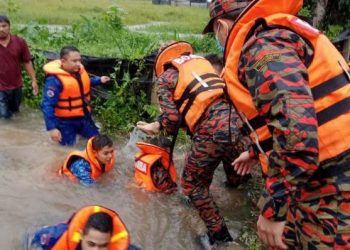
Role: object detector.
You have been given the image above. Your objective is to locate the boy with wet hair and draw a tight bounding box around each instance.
[59,134,116,186]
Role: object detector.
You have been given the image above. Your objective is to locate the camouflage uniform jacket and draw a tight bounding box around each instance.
[156,67,246,145]
[237,26,350,221]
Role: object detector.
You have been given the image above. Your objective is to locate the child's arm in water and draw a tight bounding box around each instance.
[70,158,96,186]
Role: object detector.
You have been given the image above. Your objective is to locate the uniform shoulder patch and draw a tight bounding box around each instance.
[46,89,55,98]
[252,53,281,72]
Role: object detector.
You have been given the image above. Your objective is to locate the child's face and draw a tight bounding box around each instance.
[94,146,114,165]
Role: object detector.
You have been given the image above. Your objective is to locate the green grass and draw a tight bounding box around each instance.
[0,0,115,24]
[8,0,218,135]
[1,0,209,34]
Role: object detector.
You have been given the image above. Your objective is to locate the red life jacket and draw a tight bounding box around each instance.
[223,0,350,174]
[51,205,129,250]
[60,137,116,181]
[43,60,91,118]
[134,142,177,192]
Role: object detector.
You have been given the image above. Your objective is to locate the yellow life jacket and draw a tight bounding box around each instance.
[134,142,177,192]
[171,55,226,133]
[43,60,91,118]
[223,0,350,174]
[60,137,116,181]
[52,205,129,250]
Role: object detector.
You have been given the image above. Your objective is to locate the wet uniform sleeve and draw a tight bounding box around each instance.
[238,28,318,221]
[41,76,62,131]
[30,223,68,250]
[156,68,182,135]
[69,158,96,186]
[90,75,102,86]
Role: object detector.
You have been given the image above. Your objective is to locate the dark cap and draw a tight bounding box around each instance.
[202,0,252,34]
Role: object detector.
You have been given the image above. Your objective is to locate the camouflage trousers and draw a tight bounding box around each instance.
[284,191,350,249]
[181,135,247,235]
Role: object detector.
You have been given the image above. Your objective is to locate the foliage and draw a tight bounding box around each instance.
[325,25,344,40]
[21,50,47,108]
[2,0,19,15]
[238,167,265,249]
[298,6,312,18]
[240,225,263,250]
[2,0,209,34]
[14,5,224,136]
[91,60,158,136]
[0,0,117,24]
[12,6,160,59]
[303,0,350,35]
[186,34,219,55]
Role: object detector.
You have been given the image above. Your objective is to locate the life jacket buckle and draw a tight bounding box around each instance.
[239,112,269,162]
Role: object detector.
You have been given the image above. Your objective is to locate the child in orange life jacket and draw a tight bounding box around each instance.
[59,134,116,186]
[30,205,141,250]
[134,136,177,194]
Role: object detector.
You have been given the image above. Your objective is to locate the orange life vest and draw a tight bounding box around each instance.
[171,55,226,133]
[223,0,350,174]
[134,142,177,192]
[60,137,116,181]
[43,60,91,118]
[154,41,193,78]
[52,205,129,250]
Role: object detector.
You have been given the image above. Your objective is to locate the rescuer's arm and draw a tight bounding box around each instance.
[156,68,182,135]
[239,28,318,222]
[90,75,110,86]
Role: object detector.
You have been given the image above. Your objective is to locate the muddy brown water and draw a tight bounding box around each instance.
[0,108,249,250]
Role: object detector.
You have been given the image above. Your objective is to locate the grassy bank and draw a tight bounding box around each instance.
[10,1,218,136]
[1,0,208,34]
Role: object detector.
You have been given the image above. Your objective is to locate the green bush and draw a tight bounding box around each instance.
[17,6,221,136]
[22,50,47,108]
[91,61,158,136]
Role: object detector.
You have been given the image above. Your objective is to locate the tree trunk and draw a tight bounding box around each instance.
[313,0,329,28]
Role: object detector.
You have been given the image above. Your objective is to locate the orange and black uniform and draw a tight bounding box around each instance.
[223,0,350,247]
[156,54,250,242]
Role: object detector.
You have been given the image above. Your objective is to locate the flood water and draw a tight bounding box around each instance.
[0,108,250,250]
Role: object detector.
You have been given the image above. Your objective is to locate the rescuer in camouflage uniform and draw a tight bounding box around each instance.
[204,0,350,249]
[137,47,253,246]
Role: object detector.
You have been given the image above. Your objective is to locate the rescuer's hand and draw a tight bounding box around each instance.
[32,79,39,96]
[136,121,160,135]
[257,215,287,249]
[232,151,258,175]
[100,76,111,83]
[49,128,62,142]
